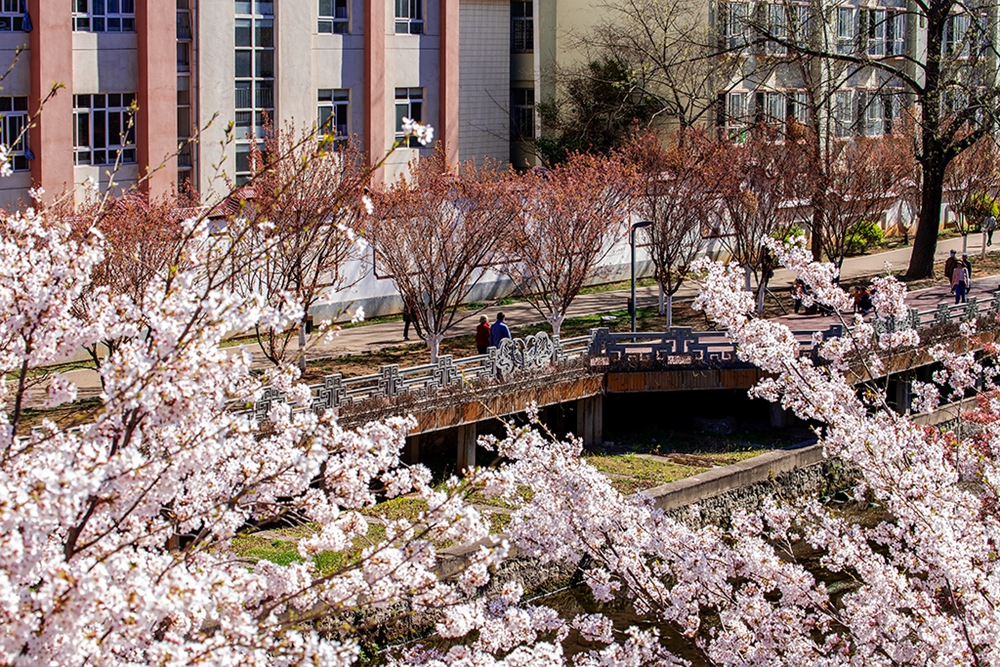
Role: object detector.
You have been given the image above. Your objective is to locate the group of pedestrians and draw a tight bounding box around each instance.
[402,298,513,354]
[475,312,511,354]
[944,249,974,304]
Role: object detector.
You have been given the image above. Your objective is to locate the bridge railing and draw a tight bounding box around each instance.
[250,289,1000,421]
[251,332,593,421]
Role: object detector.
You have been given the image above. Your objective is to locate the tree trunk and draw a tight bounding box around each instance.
[298,324,307,372]
[905,163,945,280]
[658,284,665,316]
[666,294,673,328]
[427,333,442,363]
[551,312,563,340]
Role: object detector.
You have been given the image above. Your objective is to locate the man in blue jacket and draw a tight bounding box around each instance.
[489,312,512,348]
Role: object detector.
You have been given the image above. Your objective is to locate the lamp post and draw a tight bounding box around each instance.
[630,221,653,333]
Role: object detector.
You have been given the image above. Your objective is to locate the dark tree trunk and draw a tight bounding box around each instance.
[905,162,945,280]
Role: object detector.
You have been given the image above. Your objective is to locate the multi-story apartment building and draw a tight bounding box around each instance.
[0,0,515,210]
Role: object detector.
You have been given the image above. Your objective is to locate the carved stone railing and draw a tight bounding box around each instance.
[249,289,1000,421]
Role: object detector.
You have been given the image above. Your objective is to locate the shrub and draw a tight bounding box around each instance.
[844,219,884,255]
[958,191,999,231]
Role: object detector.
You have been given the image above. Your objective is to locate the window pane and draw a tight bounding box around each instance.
[94,110,107,148]
[255,20,273,47]
[319,0,333,15]
[235,50,252,77]
[255,49,273,78]
[235,19,252,46]
[108,110,121,146]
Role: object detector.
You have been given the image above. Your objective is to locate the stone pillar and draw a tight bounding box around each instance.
[456,423,476,472]
[769,403,790,428]
[894,375,911,414]
[404,434,421,465]
[576,395,603,448]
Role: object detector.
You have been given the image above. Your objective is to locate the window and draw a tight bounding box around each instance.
[787,91,809,124]
[789,4,809,47]
[856,91,885,135]
[0,0,25,31]
[763,91,786,122]
[0,96,29,171]
[73,0,136,32]
[510,87,534,140]
[236,2,274,184]
[886,10,905,55]
[73,93,137,166]
[319,0,348,33]
[395,87,424,147]
[395,0,422,34]
[833,90,853,138]
[318,89,349,139]
[944,13,970,56]
[511,1,533,53]
[765,4,786,55]
[719,2,750,51]
[836,7,856,54]
[862,9,886,56]
[717,91,750,139]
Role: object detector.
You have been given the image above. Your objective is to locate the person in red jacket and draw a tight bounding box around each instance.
[475,315,491,354]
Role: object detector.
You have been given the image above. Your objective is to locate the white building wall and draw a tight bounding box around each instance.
[458,0,510,165]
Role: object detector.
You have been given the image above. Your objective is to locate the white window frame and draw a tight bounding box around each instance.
[510,87,535,140]
[724,91,751,139]
[865,8,886,56]
[73,0,136,32]
[862,92,885,135]
[790,4,810,47]
[395,0,423,34]
[766,4,787,55]
[0,0,25,31]
[836,7,856,54]
[318,89,350,139]
[764,91,786,122]
[511,0,533,53]
[0,96,29,171]
[944,13,971,56]
[834,90,853,138]
[787,90,809,124]
[235,2,274,185]
[318,0,349,33]
[72,93,137,166]
[720,2,751,51]
[886,10,905,55]
[395,87,424,148]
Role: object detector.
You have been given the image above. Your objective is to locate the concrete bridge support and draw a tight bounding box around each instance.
[404,434,421,465]
[576,395,603,448]
[457,423,477,472]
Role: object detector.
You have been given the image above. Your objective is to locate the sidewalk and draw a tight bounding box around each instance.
[40,234,993,407]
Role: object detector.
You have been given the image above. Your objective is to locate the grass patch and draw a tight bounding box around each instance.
[583,453,706,495]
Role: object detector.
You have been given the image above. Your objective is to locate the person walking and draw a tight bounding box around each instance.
[985,213,997,246]
[952,263,970,305]
[489,312,512,348]
[944,249,958,292]
[962,252,973,277]
[402,298,422,341]
[791,280,805,314]
[475,315,491,354]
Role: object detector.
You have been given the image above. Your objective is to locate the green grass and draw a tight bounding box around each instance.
[583,453,707,495]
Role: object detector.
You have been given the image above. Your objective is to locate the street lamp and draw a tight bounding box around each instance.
[630,220,653,333]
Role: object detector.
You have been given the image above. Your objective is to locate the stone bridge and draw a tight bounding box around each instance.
[249,291,1000,470]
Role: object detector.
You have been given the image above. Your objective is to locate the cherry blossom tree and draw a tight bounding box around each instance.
[500,152,636,339]
[627,130,726,327]
[943,136,1000,254]
[821,134,911,265]
[367,147,518,361]
[716,128,805,313]
[231,125,370,370]
[0,203,502,666]
[66,192,187,381]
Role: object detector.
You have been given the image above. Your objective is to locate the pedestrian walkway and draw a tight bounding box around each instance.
[33,234,994,408]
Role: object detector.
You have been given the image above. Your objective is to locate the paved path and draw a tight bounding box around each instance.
[34,234,995,409]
